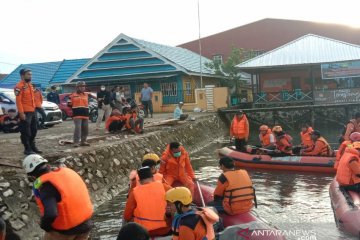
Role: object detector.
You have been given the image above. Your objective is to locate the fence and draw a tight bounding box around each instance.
[254,90,313,104]
[162,90,196,104]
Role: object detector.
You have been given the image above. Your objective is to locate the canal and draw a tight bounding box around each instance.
[91,124,355,240]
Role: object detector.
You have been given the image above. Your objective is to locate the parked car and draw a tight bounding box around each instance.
[59,93,98,122]
[0,88,62,127]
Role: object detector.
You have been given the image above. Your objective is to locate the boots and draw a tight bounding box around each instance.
[30,141,43,154]
[24,145,35,155]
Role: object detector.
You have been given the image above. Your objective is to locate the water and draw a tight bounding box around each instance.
[92,125,355,240]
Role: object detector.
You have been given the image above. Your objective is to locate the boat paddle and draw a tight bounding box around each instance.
[196,180,206,207]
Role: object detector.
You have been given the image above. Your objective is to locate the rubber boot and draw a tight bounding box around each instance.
[30,141,43,154]
[24,145,35,155]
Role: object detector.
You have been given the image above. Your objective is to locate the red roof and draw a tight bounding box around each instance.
[178,18,360,60]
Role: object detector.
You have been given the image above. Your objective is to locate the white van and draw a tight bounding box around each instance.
[0,88,62,127]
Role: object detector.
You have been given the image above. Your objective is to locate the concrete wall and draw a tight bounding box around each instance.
[0,115,226,239]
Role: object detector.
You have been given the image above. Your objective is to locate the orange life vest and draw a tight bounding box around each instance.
[125,112,138,130]
[314,137,332,156]
[160,145,195,179]
[33,168,93,230]
[259,129,273,147]
[34,89,43,108]
[223,170,254,215]
[230,115,249,139]
[69,92,89,119]
[276,134,293,154]
[335,140,352,170]
[171,207,218,240]
[300,127,314,148]
[133,181,167,231]
[336,148,360,186]
[14,80,36,113]
[105,115,125,130]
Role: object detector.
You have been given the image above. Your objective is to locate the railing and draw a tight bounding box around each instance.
[254,90,313,104]
[162,90,196,104]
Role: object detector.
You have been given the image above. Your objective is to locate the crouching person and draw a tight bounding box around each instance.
[165,187,219,240]
[105,109,126,133]
[212,157,256,215]
[22,154,93,239]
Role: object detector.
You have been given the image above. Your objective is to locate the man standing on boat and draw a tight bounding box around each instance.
[159,142,195,195]
[212,157,255,215]
[336,141,360,192]
[230,110,249,151]
[342,112,360,142]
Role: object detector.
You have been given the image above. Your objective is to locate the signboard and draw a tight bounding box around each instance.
[314,88,360,104]
[321,60,360,79]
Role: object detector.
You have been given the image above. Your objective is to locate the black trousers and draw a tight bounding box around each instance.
[108,121,125,133]
[342,183,360,193]
[36,107,46,126]
[235,138,247,151]
[19,112,37,148]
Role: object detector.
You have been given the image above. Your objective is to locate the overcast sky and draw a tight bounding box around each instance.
[1,0,359,73]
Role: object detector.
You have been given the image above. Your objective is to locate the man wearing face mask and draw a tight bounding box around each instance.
[159,142,195,196]
[96,85,111,131]
[15,68,42,155]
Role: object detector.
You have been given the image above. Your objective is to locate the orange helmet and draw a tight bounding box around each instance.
[350,132,360,142]
[259,125,269,131]
[272,126,282,133]
[352,141,360,149]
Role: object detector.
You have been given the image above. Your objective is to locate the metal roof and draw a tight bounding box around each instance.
[66,34,215,83]
[237,34,360,70]
[0,61,62,89]
[50,58,89,83]
[133,37,214,75]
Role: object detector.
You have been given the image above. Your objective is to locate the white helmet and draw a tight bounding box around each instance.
[23,154,48,174]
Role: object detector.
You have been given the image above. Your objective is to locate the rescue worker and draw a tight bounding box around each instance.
[124,107,144,134]
[165,187,219,240]
[117,222,150,240]
[22,154,93,239]
[15,68,42,155]
[301,130,332,156]
[300,124,314,149]
[105,109,126,133]
[273,126,293,155]
[124,167,171,237]
[67,81,96,147]
[258,125,275,149]
[129,153,171,191]
[160,142,195,195]
[335,132,360,170]
[230,110,249,151]
[336,141,360,192]
[34,86,47,129]
[213,157,255,215]
[342,112,360,142]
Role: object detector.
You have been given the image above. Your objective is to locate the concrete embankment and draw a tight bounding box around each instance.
[0,114,226,239]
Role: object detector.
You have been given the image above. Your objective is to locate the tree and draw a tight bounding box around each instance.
[206,47,259,93]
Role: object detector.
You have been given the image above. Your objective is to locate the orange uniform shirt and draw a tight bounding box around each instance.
[15,80,36,113]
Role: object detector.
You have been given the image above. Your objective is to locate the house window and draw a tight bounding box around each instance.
[135,85,143,93]
[213,55,223,64]
[161,82,177,96]
[185,82,192,96]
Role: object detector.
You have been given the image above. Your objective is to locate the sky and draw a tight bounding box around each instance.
[1,0,360,74]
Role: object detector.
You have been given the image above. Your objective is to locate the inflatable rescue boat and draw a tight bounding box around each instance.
[218,146,336,173]
[329,179,360,237]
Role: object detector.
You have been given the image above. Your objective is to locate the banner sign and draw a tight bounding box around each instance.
[321,60,360,79]
[314,88,360,104]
